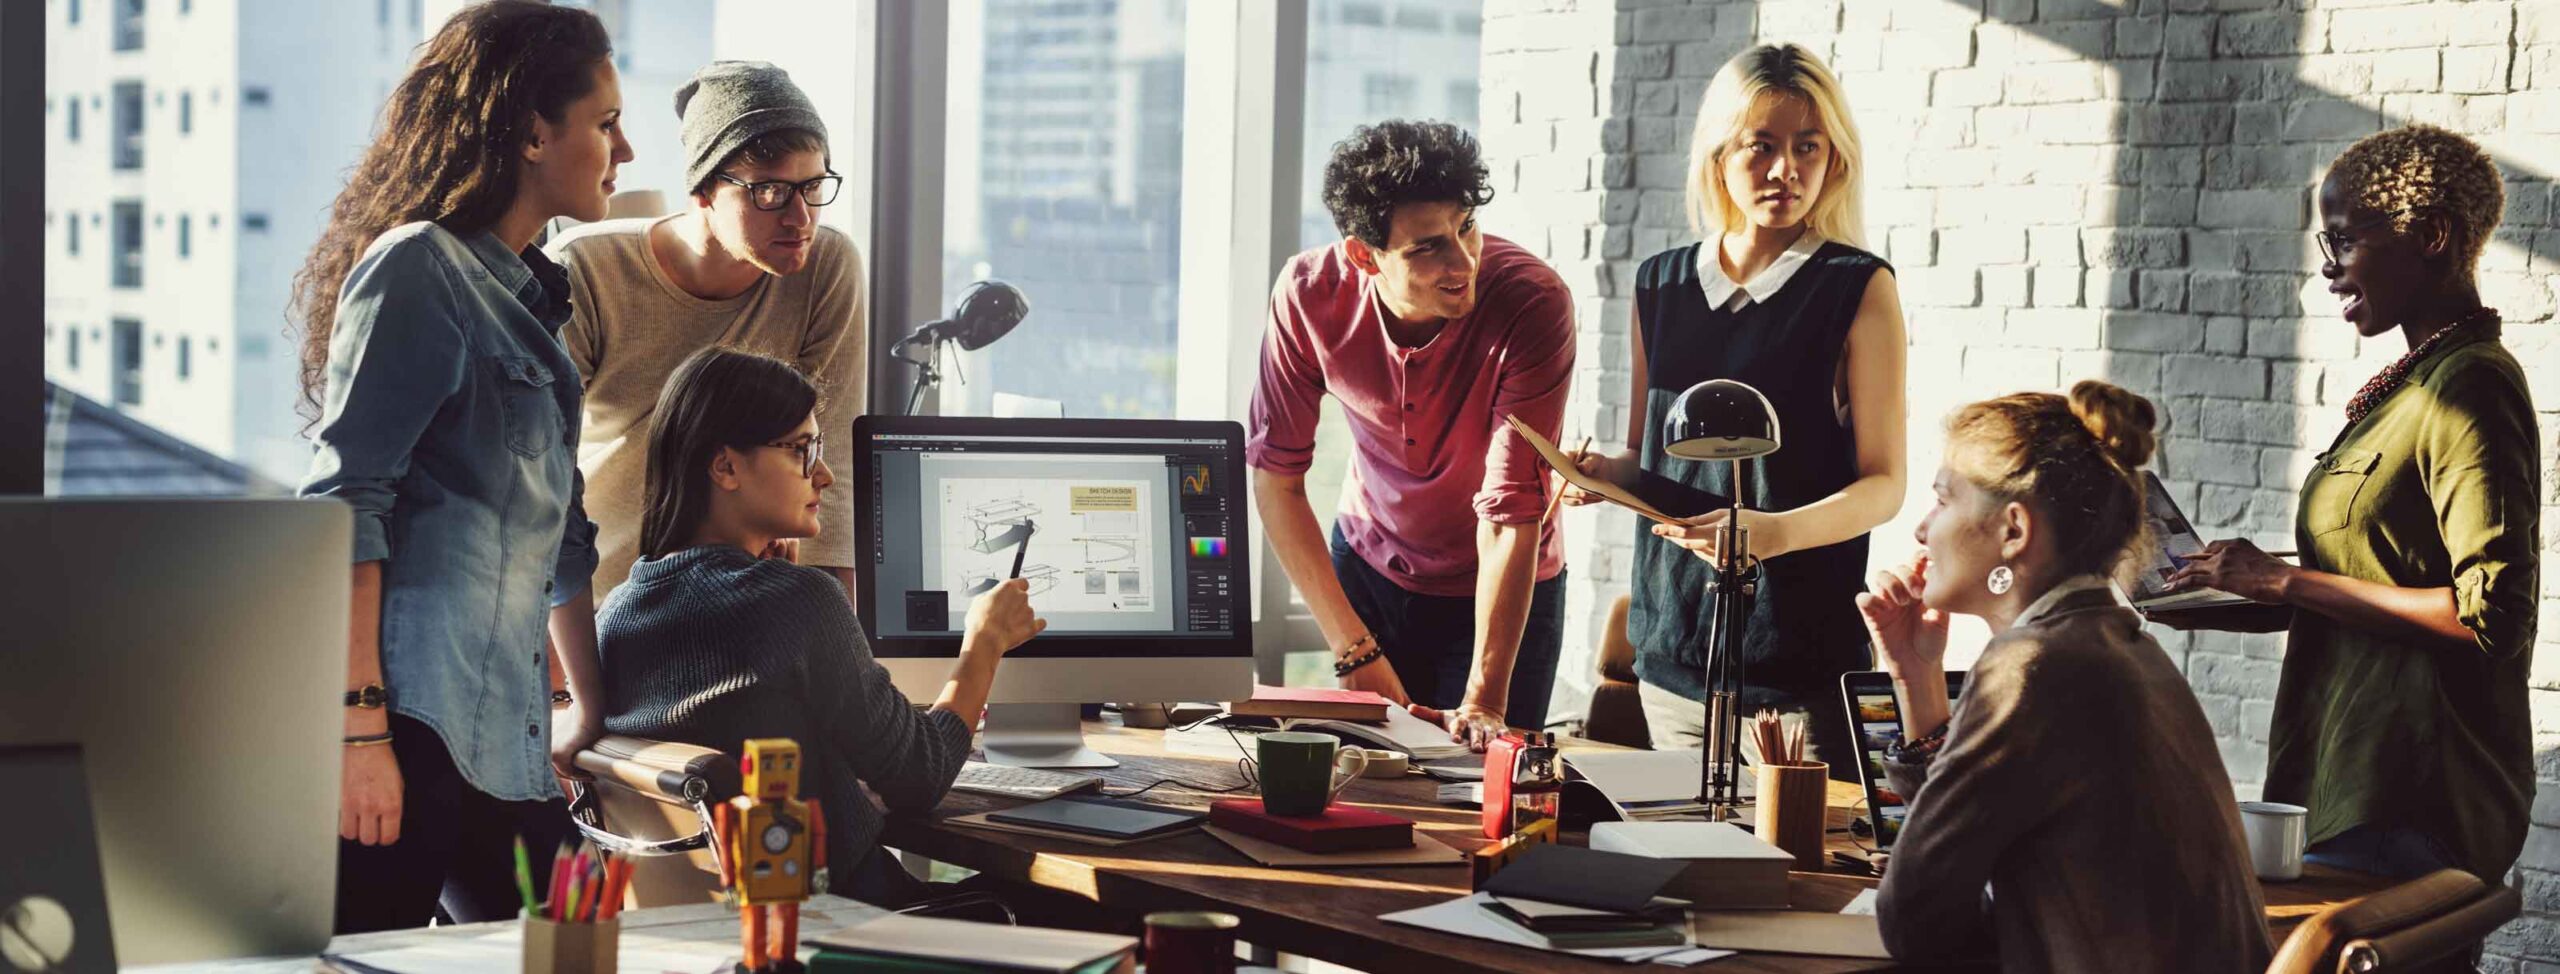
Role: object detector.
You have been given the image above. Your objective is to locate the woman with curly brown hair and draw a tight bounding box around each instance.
[291,0,633,931]
[2167,124,2541,885]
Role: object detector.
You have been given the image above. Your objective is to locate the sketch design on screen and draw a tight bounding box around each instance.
[939,478,1156,614]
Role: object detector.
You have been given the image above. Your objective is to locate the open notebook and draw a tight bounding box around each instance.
[1166,705,1471,762]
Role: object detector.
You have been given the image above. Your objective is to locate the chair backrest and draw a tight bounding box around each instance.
[569,735,739,908]
[2265,869,2516,974]
[1596,593,1637,683]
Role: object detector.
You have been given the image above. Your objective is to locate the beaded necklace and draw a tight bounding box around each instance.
[2342,306,2498,427]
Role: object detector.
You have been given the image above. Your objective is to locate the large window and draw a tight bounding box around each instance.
[938,0,1187,419]
[111,201,142,289]
[113,0,143,51]
[1276,0,1482,682]
[112,319,143,406]
[112,81,142,170]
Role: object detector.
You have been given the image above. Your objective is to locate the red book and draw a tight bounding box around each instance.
[1227,684,1393,723]
[1208,799,1413,853]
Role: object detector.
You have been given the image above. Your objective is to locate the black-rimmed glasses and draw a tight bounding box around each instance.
[713,171,844,211]
[2316,207,2416,267]
[763,434,825,479]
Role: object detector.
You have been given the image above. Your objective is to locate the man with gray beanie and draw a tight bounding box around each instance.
[549,60,865,603]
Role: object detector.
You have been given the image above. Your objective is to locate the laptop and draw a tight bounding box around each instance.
[2129,471,2264,612]
[1838,670,1967,850]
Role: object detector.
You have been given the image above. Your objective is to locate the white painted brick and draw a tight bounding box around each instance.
[2295,53,2375,97]
[1888,227,1936,267]
[1931,67,2004,107]
[1942,226,2027,265]
[2452,2,2518,46]
[2371,48,2442,93]
[2108,312,2205,353]
[2282,99,2383,142]
[1904,149,1996,188]
[2446,46,2514,95]
[2327,6,2453,53]
[1981,265,2030,306]
[2138,271,2188,312]
[2030,265,2083,308]
[2006,308,2101,348]
[2082,228,2187,269]
[2217,12,2299,58]
[1881,28,1974,71]
[1755,0,1842,37]
[2004,62,2106,104]
[1630,7,1722,42]
[1962,347,2061,390]
[2162,355,2270,400]
[2190,272,2304,317]
[1901,266,1981,308]
[2088,268,2137,310]
[2524,1,2560,44]
[2196,188,2307,231]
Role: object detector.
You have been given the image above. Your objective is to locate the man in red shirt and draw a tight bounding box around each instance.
[1247,121,1575,750]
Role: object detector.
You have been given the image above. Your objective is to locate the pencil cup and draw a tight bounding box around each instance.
[522,910,618,974]
[1753,761,1829,871]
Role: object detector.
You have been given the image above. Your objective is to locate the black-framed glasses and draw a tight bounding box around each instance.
[762,434,824,479]
[2316,207,2416,267]
[713,171,844,211]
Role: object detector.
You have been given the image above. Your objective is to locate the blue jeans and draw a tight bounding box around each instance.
[2305,825,2459,880]
[1328,524,1566,731]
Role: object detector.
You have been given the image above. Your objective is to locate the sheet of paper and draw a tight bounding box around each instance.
[808,912,1136,971]
[328,929,742,974]
[1503,415,1685,526]
[1687,910,1891,959]
[1566,750,1755,805]
[1839,889,1879,916]
[1380,893,1736,964]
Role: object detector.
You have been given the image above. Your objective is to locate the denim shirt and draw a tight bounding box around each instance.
[300,221,600,802]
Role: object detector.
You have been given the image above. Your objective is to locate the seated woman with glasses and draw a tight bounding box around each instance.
[594,347,1045,907]
[1864,381,2271,972]
[2161,124,2541,885]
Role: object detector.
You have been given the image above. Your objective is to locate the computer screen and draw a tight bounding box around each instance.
[855,416,1248,658]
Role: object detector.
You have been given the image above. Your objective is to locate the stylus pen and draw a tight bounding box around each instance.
[1009,519,1036,579]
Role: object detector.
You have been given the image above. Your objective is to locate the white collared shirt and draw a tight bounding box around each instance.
[1694,231,1825,311]
[2010,574,2135,630]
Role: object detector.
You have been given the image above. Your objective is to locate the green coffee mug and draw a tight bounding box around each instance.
[1246,731,1365,817]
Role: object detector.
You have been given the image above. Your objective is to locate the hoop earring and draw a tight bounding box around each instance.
[1986,565,2014,596]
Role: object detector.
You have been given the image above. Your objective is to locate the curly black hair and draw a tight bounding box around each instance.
[1320,120,1495,249]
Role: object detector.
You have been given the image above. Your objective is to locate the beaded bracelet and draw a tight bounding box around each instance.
[1333,638,1386,678]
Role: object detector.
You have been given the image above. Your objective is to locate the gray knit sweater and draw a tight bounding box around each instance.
[596,545,971,895]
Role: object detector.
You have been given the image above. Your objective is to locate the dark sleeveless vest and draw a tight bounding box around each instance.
[1629,240,1888,706]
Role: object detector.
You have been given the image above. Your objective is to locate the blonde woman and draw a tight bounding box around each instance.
[1565,43,1907,768]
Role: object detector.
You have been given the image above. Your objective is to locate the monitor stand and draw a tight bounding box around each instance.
[978,703,1120,769]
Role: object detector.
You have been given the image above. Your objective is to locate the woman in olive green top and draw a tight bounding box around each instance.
[2169,124,2541,881]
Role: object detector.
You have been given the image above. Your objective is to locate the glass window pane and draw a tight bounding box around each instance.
[1283,0,1480,625]
[939,0,1185,419]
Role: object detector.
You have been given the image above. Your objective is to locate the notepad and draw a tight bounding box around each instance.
[983,795,1205,841]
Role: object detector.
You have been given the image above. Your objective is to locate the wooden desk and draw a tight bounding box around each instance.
[131,896,884,973]
[882,721,2389,974]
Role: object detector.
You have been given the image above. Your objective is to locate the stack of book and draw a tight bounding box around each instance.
[1207,798,1414,852]
[1473,844,1694,949]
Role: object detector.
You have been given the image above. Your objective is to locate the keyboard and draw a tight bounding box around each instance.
[950,761,1108,801]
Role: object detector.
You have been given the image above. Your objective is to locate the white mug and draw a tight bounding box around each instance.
[2239,801,2308,881]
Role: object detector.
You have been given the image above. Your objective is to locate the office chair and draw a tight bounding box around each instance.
[569,735,1013,924]
[2264,868,2519,974]
[1581,594,1654,749]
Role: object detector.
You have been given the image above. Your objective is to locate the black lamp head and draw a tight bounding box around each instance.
[944,280,1029,351]
[1662,379,1780,461]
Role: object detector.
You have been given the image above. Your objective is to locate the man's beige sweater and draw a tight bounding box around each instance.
[548,216,865,601]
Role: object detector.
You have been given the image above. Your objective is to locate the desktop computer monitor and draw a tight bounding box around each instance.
[852,415,1254,767]
[0,498,349,966]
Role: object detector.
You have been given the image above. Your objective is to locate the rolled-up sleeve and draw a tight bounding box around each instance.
[297,239,468,564]
[1245,275,1325,476]
[1474,284,1575,524]
[552,467,599,606]
[2417,358,2541,659]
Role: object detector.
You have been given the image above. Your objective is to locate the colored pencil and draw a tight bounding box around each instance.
[512,837,536,916]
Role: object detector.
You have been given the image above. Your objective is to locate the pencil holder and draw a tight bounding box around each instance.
[522,910,618,974]
[1753,761,1828,871]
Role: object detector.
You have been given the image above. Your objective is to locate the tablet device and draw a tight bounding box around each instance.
[2130,471,2260,612]
[1838,670,1967,851]
[984,794,1207,840]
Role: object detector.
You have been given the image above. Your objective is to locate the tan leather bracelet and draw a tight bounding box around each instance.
[343,732,394,748]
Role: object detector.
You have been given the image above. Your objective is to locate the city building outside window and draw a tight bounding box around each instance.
[112,82,142,170]
[114,0,143,51]
[112,201,142,289]
[113,319,144,406]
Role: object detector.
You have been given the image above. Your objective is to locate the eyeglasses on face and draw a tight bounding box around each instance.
[713,171,844,211]
[2316,207,2417,267]
[761,434,825,479]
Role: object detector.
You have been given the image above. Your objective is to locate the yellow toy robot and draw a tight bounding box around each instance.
[714,739,827,974]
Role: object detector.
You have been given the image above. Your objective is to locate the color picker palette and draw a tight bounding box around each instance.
[1188,537,1228,558]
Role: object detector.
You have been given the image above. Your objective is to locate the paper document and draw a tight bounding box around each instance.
[808,912,1136,971]
[1503,416,1685,526]
[1839,889,1879,916]
[1567,750,1753,810]
[1687,910,1891,958]
[1173,708,1470,761]
[327,929,741,974]
[1380,893,1735,964]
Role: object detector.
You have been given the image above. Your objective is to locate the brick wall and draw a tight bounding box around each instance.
[1481,0,2560,964]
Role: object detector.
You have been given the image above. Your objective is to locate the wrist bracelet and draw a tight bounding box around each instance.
[1332,643,1386,678]
[550,689,574,706]
[1331,632,1375,663]
[343,731,394,747]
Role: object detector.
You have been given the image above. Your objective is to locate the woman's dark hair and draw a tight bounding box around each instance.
[1320,119,1495,248]
[290,0,613,424]
[639,348,820,558]
[1945,380,2162,580]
